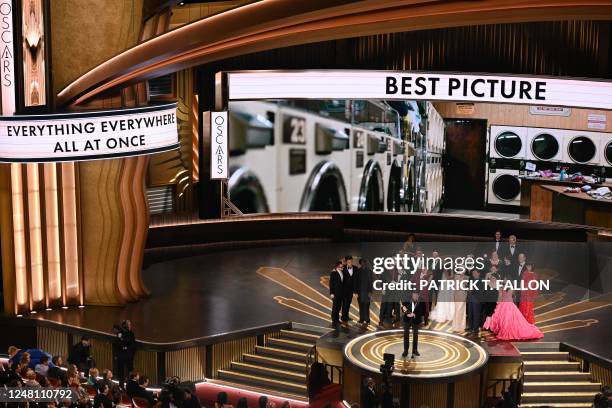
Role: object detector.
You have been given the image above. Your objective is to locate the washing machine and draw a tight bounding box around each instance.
[386,137,404,212]
[489,126,527,159]
[486,163,522,206]
[599,134,612,167]
[277,104,351,212]
[563,130,600,165]
[351,126,384,211]
[600,136,612,182]
[526,127,563,162]
[228,101,278,213]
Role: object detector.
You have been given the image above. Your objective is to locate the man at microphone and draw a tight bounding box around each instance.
[401,291,425,359]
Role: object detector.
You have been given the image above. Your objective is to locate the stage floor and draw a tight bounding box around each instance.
[24,243,612,358]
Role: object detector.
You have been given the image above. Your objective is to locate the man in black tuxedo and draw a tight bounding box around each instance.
[512,253,528,305]
[467,269,485,335]
[341,255,358,323]
[504,234,520,265]
[492,230,503,254]
[401,292,424,358]
[356,258,374,326]
[329,261,344,326]
[361,377,378,408]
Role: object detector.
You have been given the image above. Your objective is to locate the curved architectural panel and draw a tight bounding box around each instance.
[57,0,612,106]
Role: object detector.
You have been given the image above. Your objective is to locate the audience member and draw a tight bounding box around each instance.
[24,369,41,387]
[135,375,156,406]
[87,367,99,386]
[126,371,141,398]
[236,397,248,408]
[215,391,232,408]
[68,375,90,407]
[34,355,50,377]
[47,355,67,385]
[182,387,202,408]
[99,369,122,403]
[93,382,113,408]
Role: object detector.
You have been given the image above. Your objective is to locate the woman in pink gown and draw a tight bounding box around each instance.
[484,288,543,341]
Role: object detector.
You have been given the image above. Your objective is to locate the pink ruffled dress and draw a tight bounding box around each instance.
[484,290,543,341]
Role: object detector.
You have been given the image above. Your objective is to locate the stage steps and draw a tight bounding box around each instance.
[216,324,327,399]
[515,342,602,408]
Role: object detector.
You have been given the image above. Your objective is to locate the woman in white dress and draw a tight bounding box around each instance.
[429,269,454,323]
[452,270,468,332]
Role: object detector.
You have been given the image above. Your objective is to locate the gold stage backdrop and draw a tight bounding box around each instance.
[2,0,612,314]
[1,0,149,313]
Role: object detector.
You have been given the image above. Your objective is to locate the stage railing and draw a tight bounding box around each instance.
[486,362,524,402]
[562,342,612,388]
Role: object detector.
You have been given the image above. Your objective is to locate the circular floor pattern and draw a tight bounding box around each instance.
[344,329,488,380]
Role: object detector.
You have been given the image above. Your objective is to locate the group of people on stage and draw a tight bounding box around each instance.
[329,256,375,326]
[329,230,544,344]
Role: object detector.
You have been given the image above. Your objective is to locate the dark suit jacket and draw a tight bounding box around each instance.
[329,270,344,297]
[467,276,486,302]
[503,244,520,264]
[356,266,373,298]
[362,386,378,408]
[342,265,358,294]
[401,300,425,324]
[127,381,155,406]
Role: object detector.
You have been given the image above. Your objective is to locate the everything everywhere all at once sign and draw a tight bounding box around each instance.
[0,103,180,162]
[227,71,612,110]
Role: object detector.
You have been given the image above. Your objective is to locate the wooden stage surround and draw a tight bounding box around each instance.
[520,178,612,229]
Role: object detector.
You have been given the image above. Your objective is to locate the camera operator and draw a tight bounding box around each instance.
[113,320,136,386]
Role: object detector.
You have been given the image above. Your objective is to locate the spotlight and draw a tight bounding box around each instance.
[31,311,37,314]
[78,305,85,309]
[16,314,23,317]
[62,306,68,310]
[46,308,52,311]
[178,1,185,5]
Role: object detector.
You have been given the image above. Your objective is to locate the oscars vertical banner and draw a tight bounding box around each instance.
[0,0,15,116]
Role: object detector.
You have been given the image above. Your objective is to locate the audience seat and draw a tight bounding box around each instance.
[85,384,97,397]
[132,396,150,408]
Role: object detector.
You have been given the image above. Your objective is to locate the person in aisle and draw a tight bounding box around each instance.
[452,270,468,333]
[114,320,136,386]
[329,261,344,327]
[68,336,93,372]
[429,269,454,323]
[518,263,538,324]
[341,255,358,323]
[356,258,374,326]
[361,377,378,408]
[484,285,543,341]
